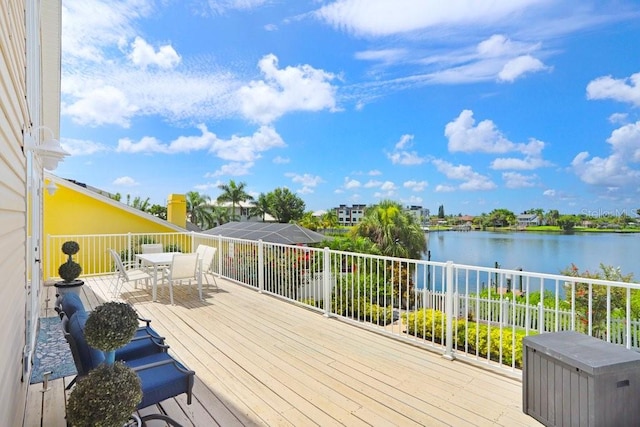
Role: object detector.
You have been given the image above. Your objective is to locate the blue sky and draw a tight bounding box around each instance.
[57,0,640,216]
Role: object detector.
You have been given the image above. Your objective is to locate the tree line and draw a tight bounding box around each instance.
[439,207,640,231]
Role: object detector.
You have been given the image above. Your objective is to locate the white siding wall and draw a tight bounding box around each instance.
[1,0,31,425]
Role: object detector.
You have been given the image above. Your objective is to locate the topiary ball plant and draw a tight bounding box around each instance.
[58,240,82,282]
[66,361,142,427]
[84,302,139,352]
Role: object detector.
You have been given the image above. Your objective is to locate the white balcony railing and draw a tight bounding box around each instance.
[46,232,640,377]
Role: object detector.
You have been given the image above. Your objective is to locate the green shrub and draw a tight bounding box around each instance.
[66,362,142,427]
[405,308,533,368]
[85,302,139,351]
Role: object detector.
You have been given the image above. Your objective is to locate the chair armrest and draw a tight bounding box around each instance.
[130,358,194,375]
[137,316,152,327]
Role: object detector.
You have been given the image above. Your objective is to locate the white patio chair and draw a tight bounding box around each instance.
[139,243,164,271]
[109,249,152,299]
[163,253,201,305]
[195,245,218,290]
[141,243,163,254]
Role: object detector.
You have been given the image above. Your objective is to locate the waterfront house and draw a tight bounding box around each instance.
[516,214,540,227]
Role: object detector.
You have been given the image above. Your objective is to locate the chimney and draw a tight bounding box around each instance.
[167,194,186,228]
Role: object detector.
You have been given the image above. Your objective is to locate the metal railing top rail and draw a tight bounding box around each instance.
[454,262,640,289]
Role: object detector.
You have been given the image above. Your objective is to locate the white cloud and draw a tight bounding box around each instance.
[502,172,537,189]
[435,184,456,193]
[404,180,427,191]
[491,153,552,170]
[117,136,166,153]
[344,178,361,189]
[586,72,640,107]
[380,181,396,191]
[212,126,286,161]
[273,156,290,164]
[368,169,382,176]
[117,125,286,166]
[355,49,407,63]
[62,85,139,127]
[609,113,629,124]
[315,0,542,37]
[61,138,109,156]
[237,54,338,124]
[206,0,270,15]
[113,176,139,187]
[387,134,426,165]
[445,111,549,161]
[61,1,242,128]
[498,55,548,82]
[445,110,512,153]
[571,121,640,187]
[432,159,497,191]
[364,180,382,188]
[128,37,181,69]
[62,0,153,62]
[210,162,255,176]
[62,65,239,127]
[395,134,413,150]
[286,173,324,188]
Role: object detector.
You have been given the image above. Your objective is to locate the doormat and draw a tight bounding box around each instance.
[30,316,77,384]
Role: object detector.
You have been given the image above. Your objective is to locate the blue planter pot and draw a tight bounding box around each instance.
[103,350,116,365]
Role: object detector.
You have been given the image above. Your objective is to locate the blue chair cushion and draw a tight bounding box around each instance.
[68,311,105,373]
[124,353,193,409]
[115,328,166,361]
[61,292,85,318]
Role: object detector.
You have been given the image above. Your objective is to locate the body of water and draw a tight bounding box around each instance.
[424,230,640,283]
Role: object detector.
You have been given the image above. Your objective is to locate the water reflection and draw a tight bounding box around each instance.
[424,230,639,283]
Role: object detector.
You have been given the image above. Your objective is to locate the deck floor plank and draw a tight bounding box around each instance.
[26,274,542,427]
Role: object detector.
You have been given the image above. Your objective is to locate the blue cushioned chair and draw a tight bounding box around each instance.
[59,295,195,426]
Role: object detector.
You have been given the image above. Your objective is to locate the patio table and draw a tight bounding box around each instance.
[135,252,175,301]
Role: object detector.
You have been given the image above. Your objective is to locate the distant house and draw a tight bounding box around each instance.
[212,200,276,223]
[517,214,540,227]
[334,204,367,226]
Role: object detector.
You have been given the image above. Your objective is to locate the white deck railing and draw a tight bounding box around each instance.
[46,232,640,376]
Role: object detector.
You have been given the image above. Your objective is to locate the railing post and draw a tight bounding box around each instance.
[217,235,222,278]
[323,247,331,318]
[127,233,133,265]
[538,303,544,334]
[258,240,264,293]
[443,261,455,360]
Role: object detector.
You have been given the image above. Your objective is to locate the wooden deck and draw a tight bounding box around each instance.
[25,275,542,426]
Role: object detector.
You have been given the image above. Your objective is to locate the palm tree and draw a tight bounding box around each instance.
[353,200,426,259]
[320,211,339,230]
[250,193,271,222]
[131,196,151,212]
[186,191,216,229]
[297,212,319,230]
[210,205,230,226]
[216,180,254,221]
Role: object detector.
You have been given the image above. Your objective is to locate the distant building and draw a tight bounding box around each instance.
[517,214,540,227]
[333,204,432,227]
[212,200,276,223]
[334,204,366,226]
[405,205,430,226]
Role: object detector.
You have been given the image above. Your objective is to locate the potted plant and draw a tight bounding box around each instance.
[66,361,143,427]
[54,240,84,295]
[84,301,139,364]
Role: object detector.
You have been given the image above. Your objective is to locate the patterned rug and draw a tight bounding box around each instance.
[30,316,77,384]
